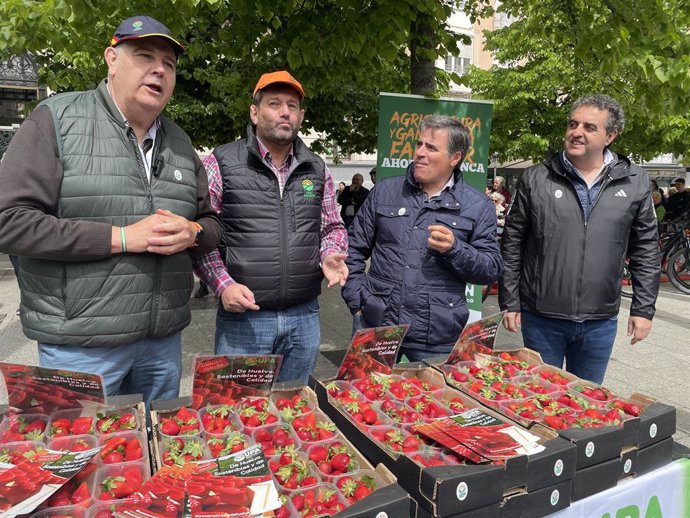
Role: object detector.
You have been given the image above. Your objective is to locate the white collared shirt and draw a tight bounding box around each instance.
[106,81,158,181]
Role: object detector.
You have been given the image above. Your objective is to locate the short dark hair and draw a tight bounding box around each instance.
[419,115,471,162]
[570,94,625,134]
[253,85,302,108]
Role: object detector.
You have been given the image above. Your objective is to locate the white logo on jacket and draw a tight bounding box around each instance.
[614,189,627,197]
[554,189,563,199]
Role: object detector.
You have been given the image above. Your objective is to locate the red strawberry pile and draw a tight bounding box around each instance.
[0,441,45,465]
[379,399,423,425]
[1,414,47,442]
[336,471,379,503]
[340,400,382,428]
[536,369,572,386]
[95,410,138,435]
[160,437,205,466]
[199,404,238,435]
[44,477,91,507]
[268,450,319,490]
[286,485,346,517]
[369,427,422,453]
[50,415,94,437]
[49,436,94,452]
[252,425,299,456]
[408,393,459,420]
[291,412,337,443]
[352,373,394,401]
[410,445,459,467]
[274,393,314,422]
[237,397,279,429]
[307,441,358,478]
[389,377,441,399]
[159,406,200,436]
[97,465,144,500]
[99,436,144,464]
[207,431,251,458]
[441,352,645,431]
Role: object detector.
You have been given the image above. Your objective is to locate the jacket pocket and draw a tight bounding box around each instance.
[375,205,410,244]
[427,290,468,347]
[435,213,473,243]
[361,277,393,327]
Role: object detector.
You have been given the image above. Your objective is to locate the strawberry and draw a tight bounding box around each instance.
[116,413,137,430]
[100,475,136,499]
[72,439,92,452]
[330,452,353,473]
[70,416,94,435]
[70,481,91,503]
[102,451,125,464]
[308,445,328,464]
[160,418,181,436]
[124,439,143,461]
[623,402,642,417]
[96,416,118,434]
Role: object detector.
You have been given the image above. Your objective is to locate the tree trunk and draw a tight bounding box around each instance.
[410,15,436,96]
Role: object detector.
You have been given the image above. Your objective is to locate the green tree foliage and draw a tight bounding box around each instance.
[0,0,466,154]
[464,0,690,162]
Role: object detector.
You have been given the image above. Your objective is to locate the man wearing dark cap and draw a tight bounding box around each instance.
[665,177,690,220]
[0,16,220,406]
[194,71,348,384]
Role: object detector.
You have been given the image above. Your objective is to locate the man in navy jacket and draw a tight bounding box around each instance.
[342,116,503,361]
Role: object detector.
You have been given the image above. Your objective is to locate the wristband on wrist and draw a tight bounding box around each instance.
[190,222,204,247]
[120,227,127,253]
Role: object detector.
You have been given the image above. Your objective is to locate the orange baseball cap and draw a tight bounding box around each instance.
[253,71,305,99]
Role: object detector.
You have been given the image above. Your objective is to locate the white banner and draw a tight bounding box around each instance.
[549,459,690,518]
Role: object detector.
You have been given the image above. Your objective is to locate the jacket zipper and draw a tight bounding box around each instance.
[575,171,612,316]
[279,187,288,307]
[127,127,160,335]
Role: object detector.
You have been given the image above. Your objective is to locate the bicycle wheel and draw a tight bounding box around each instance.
[621,263,633,298]
[667,247,690,295]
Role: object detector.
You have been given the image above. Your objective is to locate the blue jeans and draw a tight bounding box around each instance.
[38,333,182,408]
[520,310,618,384]
[215,298,320,384]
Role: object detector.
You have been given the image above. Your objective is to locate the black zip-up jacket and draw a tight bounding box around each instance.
[499,152,660,321]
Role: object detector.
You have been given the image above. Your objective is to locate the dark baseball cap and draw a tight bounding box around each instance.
[110,16,185,55]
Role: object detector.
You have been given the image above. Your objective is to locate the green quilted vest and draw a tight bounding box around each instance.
[20,80,199,346]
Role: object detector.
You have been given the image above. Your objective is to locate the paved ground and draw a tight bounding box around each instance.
[1,253,688,458]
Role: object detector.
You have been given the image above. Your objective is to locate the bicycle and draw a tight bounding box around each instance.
[621,212,690,297]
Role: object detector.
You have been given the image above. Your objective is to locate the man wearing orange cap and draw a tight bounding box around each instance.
[0,16,220,406]
[194,71,348,383]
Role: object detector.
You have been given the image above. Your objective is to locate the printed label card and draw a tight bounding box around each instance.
[336,324,409,380]
[191,355,282,409]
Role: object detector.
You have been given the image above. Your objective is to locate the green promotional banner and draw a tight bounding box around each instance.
[376,93,494,318]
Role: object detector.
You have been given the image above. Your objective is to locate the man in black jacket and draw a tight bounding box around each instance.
[499,94,660,384]
[338,173,370,229]
[665,177,690,220]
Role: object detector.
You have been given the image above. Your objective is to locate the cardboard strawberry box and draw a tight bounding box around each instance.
[428,349,628,470]
[151,386,411,518]
[311,371,531,517]
[635,436,674,476]
[570,456,620,501]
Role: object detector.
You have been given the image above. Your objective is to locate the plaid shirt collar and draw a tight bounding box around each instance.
[256,137,294,170]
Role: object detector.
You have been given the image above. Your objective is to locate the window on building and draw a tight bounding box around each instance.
[444,39,473,75]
